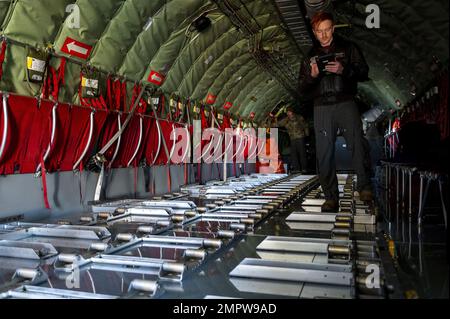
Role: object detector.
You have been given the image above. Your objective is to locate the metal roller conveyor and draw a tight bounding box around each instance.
[0,285,117,299]
[226,181,261,187]
[203,189,240,199]
[353,213,376,225]
[214,205,263,211]
[106,207,199,227]
[0,222,49,234]
[105,235,223,257]
[128,279,161,297]
[105,215,174,232]
[165,192,190,200]
[113,207,173,217]
[166,228,230,240]
[91,199,144,213]
[286,213,354,234]
[201,211,262,222]
[205,184,247,191]
[301,205,345,213]
[286,212,353,224]
[230,258,354,287]
[54,254,185,282]
[244,195,279,200]
[261,190,296,196]
[285,221,335,232]
[0,172,386,299]
[177,219,242,237]
[256,236,352,263]
[200,212,255,220]
[0,241,58,260]
[162,229,237,251]
[180,185,205,196]
[140,201,197,210]
[127,201,199,217]
[181,227,237,240]
[302,199,326,206]
[0,256,40,287]
[182,216,253,233]
[0,225,113,255]
[229,277,304,298]
[232,199,276,205]
[263,187,296,192]
[3,266,49,290]
[229,277,353,299]
[0,225,111,241]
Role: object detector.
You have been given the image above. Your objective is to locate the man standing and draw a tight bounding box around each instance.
[299,11,373,211]
[276,107,309,173]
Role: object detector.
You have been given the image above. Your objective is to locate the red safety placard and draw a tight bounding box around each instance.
[206,93,216,105]
[224,101,232,110]
[61,37,92,60]
[147,70,164,86]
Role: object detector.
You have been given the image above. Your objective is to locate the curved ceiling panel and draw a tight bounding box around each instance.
[118,0,209,80]
[186,25,287,99]
[0,0,447,123]
[89,0,166,73]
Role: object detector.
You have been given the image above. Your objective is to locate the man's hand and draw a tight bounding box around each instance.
[310,61,319,78]
[325,61,344,74]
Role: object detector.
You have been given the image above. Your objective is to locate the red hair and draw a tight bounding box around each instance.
[310,11,334,30]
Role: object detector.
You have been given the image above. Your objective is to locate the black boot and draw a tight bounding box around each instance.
[321,199,339,212]
[359,189,373,202]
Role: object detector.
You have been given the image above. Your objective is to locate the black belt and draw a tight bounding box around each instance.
[315,93,352,106]
[317,95,338,104]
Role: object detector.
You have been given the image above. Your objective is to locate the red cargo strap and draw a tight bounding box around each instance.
[200,106,208,129]
[162,96,168,119]
[106,76,113,108]
[41,65,56,100]
[52,58,66,101]
[184,162,188,185]
[114,80,120,110]
[122,81,127,111]
[106,78,128,111]
[40,156,50,209]
[131,84,147,115]
[0,40,6,80]
[114,81,122,111]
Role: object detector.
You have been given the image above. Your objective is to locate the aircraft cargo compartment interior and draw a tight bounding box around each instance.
[0,0,448,300]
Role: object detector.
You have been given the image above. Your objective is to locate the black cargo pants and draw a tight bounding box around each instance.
[290,138,308,172]
[314,100,371,201]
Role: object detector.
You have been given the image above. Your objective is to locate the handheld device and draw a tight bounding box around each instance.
[315,53,337,74]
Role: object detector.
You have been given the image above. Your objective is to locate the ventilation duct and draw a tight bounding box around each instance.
[304,0,333,19]
[273,0,312,51]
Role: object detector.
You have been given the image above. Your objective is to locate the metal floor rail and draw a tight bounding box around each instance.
[0,173,395,299]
